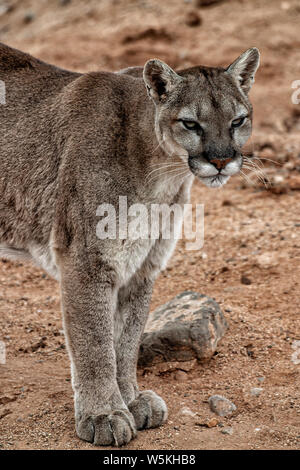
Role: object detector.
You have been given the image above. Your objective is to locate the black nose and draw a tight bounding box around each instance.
[202,147,237,170]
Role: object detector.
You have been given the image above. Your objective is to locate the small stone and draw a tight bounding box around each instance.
[23,11,35,23]
[287,175,300,190]
[241,275,252,285]
[0,3,13,16]
[195,0,223,7]
[208,395,237,417]
[255,253,278,269]
[206,417,219,428]
[180,407,196,417]
[195,416,219,427]
[273,175,285,184]
[221,426,233,435]
[257,376,265,383]
[281,1,291,11]
[250,387,263,397]
[174,370,188,382]
[260,147,275,159]
[185,10,202,27]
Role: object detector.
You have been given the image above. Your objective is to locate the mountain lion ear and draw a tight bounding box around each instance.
[143,59,183,104]
[226,48,260,94]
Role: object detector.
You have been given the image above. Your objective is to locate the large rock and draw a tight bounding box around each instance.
[138,291,228,366]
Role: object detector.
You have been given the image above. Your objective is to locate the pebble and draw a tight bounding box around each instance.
[241,275,252,285]
[221,427,233,435]
[185,10,202,27]
[255,252,278,269]
[23,11,35,23]
[257,376,265,383]
[208,395,237,417]
[196,0,223,6]
[250,387,264,397]
[0,4,12,16]
[174,370,188,382]
[180,407,196,418]
[260,147,275,159]
[205,417,219,428]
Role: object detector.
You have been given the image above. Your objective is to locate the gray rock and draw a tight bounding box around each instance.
[208,395,237,417]
[250,387,263,397]
[221,426,234,435]
[138,291,228,366]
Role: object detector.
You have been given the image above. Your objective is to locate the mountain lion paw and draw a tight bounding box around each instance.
[76,409,137,446]
[128,390,168,430]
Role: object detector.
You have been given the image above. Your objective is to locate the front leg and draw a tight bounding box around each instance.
[60,257,136,446]
[115,274,167,430]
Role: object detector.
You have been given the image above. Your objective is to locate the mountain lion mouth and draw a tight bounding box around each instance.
[187,154,242,188]
[197,174,231,188]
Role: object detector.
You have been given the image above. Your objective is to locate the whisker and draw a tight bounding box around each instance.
[243,165,271,187]
[243,158,268,176]
[243,162,268,176]
[168,170,191,183]
[145,164,187,183]
[146,167,190,185]
[252,156,281,166]
[240,169,254,186]
[149,162,185,169]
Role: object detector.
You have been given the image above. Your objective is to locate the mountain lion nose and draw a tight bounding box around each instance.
[210,158,232,170]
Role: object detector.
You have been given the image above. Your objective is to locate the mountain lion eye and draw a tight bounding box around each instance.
[181,120,199,130]
[232,116,246,128]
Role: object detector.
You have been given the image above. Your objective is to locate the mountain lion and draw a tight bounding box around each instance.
[0,43,260,446]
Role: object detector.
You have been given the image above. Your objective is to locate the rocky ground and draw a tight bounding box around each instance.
[0,0,299,450]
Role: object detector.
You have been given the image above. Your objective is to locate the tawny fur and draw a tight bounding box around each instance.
[0,43,259,446]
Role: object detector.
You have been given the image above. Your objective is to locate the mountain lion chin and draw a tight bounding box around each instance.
[198,174,231,188]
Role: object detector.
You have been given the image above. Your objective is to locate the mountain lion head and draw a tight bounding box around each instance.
[143,48,260,188]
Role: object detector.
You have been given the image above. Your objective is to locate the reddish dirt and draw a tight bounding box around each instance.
[0,0,299,450]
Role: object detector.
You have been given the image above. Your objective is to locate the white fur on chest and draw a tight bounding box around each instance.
[114,214,184,286]
[114,237,155,285]
[113,176,193,285]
